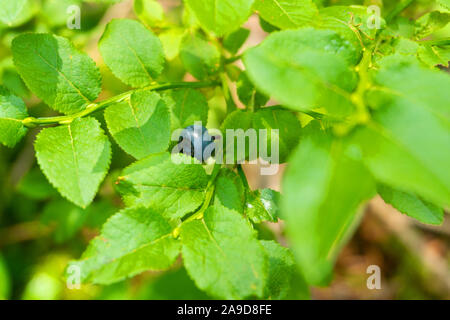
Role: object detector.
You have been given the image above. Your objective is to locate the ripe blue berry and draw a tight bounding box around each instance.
[178,124,215,162]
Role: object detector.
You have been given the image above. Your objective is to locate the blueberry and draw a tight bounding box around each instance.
[177,124,215,162]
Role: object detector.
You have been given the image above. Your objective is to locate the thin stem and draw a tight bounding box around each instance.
[237,164,250,189]
[385,0,416,23]
[22,81,219,127]
[352,48,373,122]
[220,73,237,113]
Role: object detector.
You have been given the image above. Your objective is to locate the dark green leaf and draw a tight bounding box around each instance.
[223,28,250,54]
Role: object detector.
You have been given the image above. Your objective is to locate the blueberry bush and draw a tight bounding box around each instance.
[0,0,449,300]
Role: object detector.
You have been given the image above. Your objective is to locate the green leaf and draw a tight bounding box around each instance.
[163,88,209,131]
[214,168,245,213]
[236,72,269,108]
[259,16,280,33]
[184,0,254,36]
[35,117,111,208]
[221,106,302,163]
[244,28,357,116]
[104,90,170,159]
[159,29,185,60]
[260,240,295,300]
[1,68,30,98]
[415,11,450,39]
[133,0,164,27]
[378,184,444,225]
[0,86,28,147]
[99,19,164,87]
[352,61,450,207]
[253,0,319,29]
[12,34,101,115]
[282,122,375,285]
[418,45,450,68]
[0,0,37,27]
[437,0,450,10]
[41,0,83,27]
[180,205,266,299]
[41,200,87,243]
[179,32,220,80]
[116,152,209,219]
[69,207,180,284]
[223,28,250,54]
[318,6,381,54]
[246,188,280,223]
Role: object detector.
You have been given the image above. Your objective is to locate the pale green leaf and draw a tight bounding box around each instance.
[69,207,180,284]
[116,152,209,219]
[12,33,101,114]
[184,0,254,36]
[133,0,164,27]
[253,0,319,29]
[41,0,82,27]
[180,205,266,299]
[415,11,450,39]
[418,45,450,68]
[35,117,111,208]
[104,90,170,159]
[159,29,185,60]
[179,32,220,80]
[244,28,357,117]
[99,19,164,87]
[282,122,375,285]
[437,0,450,10]
[0,0,37,27]
[352,61,450,207]
[0,86,28,147]
[318,6,382,55]
[378,184,444,225]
